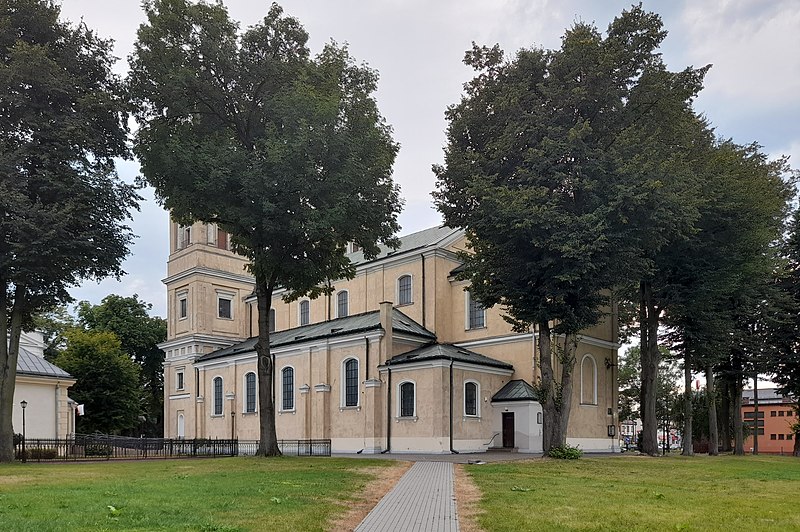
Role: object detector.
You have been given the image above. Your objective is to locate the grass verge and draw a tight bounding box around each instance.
[466,454,800,531]
[0,456,393,531]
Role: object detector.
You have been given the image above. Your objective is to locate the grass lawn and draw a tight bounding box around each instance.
[0,456,391,531]
[465,454,800,531]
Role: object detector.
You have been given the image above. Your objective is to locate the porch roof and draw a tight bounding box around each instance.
[17,348,73,379]
[491,379,538,402]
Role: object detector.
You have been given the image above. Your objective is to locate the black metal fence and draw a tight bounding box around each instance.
[13,435,331,462]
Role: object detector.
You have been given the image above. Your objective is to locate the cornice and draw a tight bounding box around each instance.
[162,266,255,288]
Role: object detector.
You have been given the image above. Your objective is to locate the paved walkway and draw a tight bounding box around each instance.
[355,461,458,532]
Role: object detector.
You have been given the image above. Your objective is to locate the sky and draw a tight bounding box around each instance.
[61,0,800,319]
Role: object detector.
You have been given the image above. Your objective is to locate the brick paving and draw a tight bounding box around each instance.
[355,461,458,532]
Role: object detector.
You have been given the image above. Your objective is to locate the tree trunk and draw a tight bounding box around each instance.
[639,280,661,456]
[0,284,28,463]
[752,376,759,455]
[706,365,719,456]
[539,321,556,453]
[720,377,732,452]
[255,271,281,457]
[538,322,577,453]
[681,355,693,456]
[733,375,744,456]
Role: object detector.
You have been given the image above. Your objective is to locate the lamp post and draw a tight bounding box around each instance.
[20,400,27,463]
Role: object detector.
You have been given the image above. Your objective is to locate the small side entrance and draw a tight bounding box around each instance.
[502,412,515,448]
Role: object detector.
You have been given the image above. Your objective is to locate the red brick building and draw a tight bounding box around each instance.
[742,388,797,454]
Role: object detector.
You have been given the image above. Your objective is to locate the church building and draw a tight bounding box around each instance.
[161,222,619,453]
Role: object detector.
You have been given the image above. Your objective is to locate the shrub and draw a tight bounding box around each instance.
[547,444,583,459]
[15,448,59,460]
[85,444,113,457]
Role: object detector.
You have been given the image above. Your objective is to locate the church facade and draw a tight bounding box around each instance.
[161,222,620,453]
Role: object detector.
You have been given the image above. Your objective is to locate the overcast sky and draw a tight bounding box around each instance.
[61,0,800,318]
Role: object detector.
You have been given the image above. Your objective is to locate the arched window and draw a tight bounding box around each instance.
[245,372,257,413]
[213,376,223,415]
[344,358,359,407]
[398,275,412,305]
[177,413,185,439]
[464,381,479,417]
[299,300,310,326]
[268,308,276,333]
[580,354,597,405]
[337,290,349,318]
[399,381,415,418]
[466,290,485,329]
[282,367,295,411]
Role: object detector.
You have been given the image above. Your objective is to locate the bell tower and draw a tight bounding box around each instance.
[159,220,254,438]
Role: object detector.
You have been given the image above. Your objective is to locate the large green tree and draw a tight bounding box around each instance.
[55,330,141,435]
[77,295,167,436]
[433,6,706,452]
[0,0,137,461]
[128,1,401,455]
[663,142,792,456]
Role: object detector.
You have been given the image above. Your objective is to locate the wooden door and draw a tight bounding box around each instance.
[502,412,515,448]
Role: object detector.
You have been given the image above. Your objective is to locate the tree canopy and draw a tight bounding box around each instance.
[128,0,402,455]
[0,0,138,461]
[433,5,709,452]
[77,295,167,436]
[55,330,141,435]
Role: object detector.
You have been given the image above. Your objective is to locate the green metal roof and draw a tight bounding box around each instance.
[17,348,72,379]
[196,308,435,363]
[385,343,513,370]
[347,225,461,265]
[491,379,539,402]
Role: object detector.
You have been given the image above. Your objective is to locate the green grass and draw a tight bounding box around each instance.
[466,454,800,531]
[0,457,389,531]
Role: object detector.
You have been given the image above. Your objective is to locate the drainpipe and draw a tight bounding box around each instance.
[450,358,458,454]
[382,367,392,453]
[421,253,426,329]
[365,337,370,381]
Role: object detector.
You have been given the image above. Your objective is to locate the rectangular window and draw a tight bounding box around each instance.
[771,410,777,417]
[345,359,359,407]
[789,434,794,440]
[771,434,777,440]
[300,301,310,326]
[778,434,785,440]
[282,368,294,411]
[245,373,256,413]
[779,411,785,417]
[176,370,184,391]
[467,291,485,329]
[398,275,412,305]
[178,296,188,319]
[217,229,228,250]
[744,411,765,419]
[400,382,414,417]
[218,297,232,319]
[758,428,764,435]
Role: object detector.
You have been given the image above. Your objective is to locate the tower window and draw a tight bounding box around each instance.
[218,297,232,319]
[178,293,188,320]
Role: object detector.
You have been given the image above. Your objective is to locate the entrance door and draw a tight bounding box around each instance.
[502,412,515,448]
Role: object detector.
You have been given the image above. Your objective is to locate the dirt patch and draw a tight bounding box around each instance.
[454,464,483,532]
[328,461,411,531]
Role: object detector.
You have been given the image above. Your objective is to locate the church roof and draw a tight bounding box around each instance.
[16,348,73,379]
[196,308,435,363]
[347,225,462,266]
[491,379,539,402]
[385,343,513,370]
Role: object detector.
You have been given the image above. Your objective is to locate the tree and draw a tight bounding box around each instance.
[433,6,705,452]
[55,330,141,435]
[771,208,800,456]
[0,0,138,461]
[128,1,401,456]
[663,142,793,456]
[77,295,166,436]
[32,306,75,362]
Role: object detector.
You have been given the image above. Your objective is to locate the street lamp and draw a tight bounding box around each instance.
[20,400,27,463]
